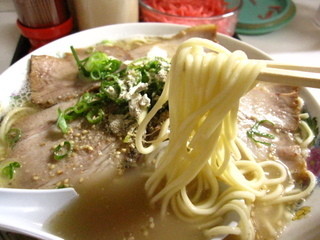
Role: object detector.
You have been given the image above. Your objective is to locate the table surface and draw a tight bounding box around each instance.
[0,0,319,75]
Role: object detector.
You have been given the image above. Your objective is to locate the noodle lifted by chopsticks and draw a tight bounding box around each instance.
[135,38,316,240]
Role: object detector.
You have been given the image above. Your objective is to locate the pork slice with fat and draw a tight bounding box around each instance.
[238,83,308,177]
[29,55,99,108]
[4,100,138,189]
[29,46,132,108]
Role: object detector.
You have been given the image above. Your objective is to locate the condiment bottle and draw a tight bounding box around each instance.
[70,0,139,30]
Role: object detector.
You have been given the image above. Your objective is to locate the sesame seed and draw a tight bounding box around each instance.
[32,175,39,181]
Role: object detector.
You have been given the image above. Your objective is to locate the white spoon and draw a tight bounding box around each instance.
[0,188,78,240]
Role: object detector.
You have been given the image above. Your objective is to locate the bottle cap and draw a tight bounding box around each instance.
[17,17,73,50]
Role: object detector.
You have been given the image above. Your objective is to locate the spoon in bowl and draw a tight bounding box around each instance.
[0,188,78,240]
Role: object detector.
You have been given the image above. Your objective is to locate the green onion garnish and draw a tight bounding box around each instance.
[247,120,275,146]
[70,46,122,81]
[86,108,105,124]
[57,108,69,134]
[73,101,89,114]
[53,141,73,160]
[99,78,121,102]
[2,162,21,179]
[71,46,88,77]
[55,50,169,134]
[5,128,22,147]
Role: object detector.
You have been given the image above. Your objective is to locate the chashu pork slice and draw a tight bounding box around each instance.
[237,83,309,179]
[28,25,217,108]
[29,46,132,108]
[4,100,139,189]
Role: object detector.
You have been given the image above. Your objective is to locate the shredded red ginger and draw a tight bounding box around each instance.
[144,0,228,17]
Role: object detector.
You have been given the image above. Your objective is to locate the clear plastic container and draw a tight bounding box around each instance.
[139,0,242,36]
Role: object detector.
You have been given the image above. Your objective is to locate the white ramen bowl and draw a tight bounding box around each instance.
[0,23,319,240]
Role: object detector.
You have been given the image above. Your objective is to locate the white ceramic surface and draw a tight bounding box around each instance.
[0,188,78,240]
[0,23,319,240]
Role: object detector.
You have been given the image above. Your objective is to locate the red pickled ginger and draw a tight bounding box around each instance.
[144,0,228,17]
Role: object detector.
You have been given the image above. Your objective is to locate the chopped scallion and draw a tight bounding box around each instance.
[5,128,22,147]
[247,120,275,146]
[2,162,21,179]
[70,46,122,81]
[53,141,73,160]
[86,108,105,124]
[70,46,88,77]
[57,108,69,134]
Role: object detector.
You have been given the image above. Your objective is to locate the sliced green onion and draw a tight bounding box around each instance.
[66,52,168,126]
[63,107,79,121]
[57,108,69,134]
[84,92,101,104]
[101,40,114,46]
[247,120,275,146]
[53,141,73,160]
[70,46,88,76]
[84,52,120,73]
[104,59,122,73]
[100,78,121,101]
[86,108,105,124]
[2,162,21,179]
[84,52,105,71]
[5,128,22,147]
[80,92,92,102]
[128,57,167,83]
[90,69,102,80]
[73,101,89,114]
[71,46,123,81]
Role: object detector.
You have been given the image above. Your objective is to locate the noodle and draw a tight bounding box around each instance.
[135,38,316,239]
[296,113,315,147]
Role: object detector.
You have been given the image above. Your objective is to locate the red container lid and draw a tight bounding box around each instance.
[17,17,73,49]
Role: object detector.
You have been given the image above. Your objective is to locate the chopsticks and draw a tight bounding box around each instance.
[257,61,320,88]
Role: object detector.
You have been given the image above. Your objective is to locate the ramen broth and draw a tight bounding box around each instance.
[45,165,293,240]
[46,168,205,240]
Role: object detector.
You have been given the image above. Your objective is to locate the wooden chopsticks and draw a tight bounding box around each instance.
[257,61,320,88]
